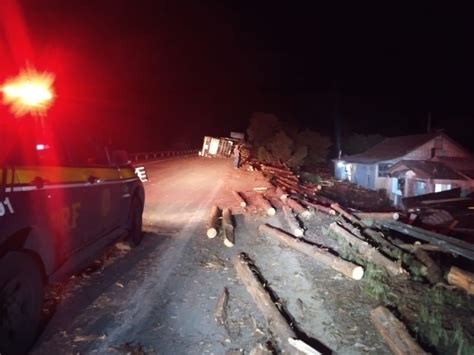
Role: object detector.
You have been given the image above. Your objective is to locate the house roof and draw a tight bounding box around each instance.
[388,160,468,180]
[342,133,440,164]
[434,156,474,179]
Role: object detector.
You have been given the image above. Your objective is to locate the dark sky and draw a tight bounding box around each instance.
[2,1,474,153]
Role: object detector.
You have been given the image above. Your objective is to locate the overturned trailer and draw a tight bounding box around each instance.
[201,132,245,158]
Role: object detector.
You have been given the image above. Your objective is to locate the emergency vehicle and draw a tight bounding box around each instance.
[0,70,145,354]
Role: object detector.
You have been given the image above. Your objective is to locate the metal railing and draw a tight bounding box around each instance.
[130,149,200,163]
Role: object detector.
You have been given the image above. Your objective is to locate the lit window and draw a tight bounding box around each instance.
[435,183,451,192]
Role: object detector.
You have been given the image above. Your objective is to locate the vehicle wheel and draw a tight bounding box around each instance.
[129,196,144,246]
[0,252,44,355]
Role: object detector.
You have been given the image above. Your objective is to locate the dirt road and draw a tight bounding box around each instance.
[32,156,390,354]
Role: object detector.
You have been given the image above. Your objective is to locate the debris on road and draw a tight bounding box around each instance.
[207,205,221,239]
[222,208,235,247]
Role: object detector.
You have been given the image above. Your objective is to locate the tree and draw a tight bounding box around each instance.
[246,112,282,146]
[297,129,332,164]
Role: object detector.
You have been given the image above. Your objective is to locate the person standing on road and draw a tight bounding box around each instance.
[233,143,241,168]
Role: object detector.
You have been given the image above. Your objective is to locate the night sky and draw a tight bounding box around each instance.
[1,1,474,153]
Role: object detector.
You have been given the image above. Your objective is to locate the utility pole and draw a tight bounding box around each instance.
[427,112,432,133]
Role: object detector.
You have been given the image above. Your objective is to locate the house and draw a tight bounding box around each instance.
[334,132,474,205]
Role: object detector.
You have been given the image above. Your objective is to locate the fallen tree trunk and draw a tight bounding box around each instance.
[232,191,247,208]
[214,287,229,325]
[330,203,366,228]
[376,220,474,261]
[207,206,221,239]
[282,205,304,237]
[447,266,474,295]
[233,253,320,354]
[259,224,364,280]
[370,306,426,355]
[256,195,276,216]
[329,222,406,277]
[286,198,312,220]
[300,199,336,216]
[338,221,433,282]
[354,212,400,221]
[222,208,234,247]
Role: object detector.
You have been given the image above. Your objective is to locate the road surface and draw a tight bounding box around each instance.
[32,155,390,354]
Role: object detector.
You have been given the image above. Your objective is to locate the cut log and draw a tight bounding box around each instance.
[234,253,322,354]
[447,266,474,295]
[329,223,406,277]
[330,203,366,228]
[214,287,229,325]
[282,205,304,237]
[354,212,400,221]
[286,198,312,220]
[276,186,288,200]
[412,248,443,283]
[399,243,441,252]
[222,208,235,247]
[207,205,221,239]
[370,306,425,355]
[376,220,474,261]
[233,253,297,352]
[256,195,276,216]
[232,191,247,208]
[259,224,364,280]
[300,199,336,216]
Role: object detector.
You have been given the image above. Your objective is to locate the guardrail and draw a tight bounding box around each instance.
[130,149,200,162]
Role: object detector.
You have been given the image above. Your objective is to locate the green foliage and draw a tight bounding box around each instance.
[247,112,282,146]
[246,113,332,167]
[411,286,474,353]
[287,145,308,168]
[297,129,332,164]
[267,130,293,162]
[362,264,395,304]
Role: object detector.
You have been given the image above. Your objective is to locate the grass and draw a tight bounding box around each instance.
[410,286,474,354]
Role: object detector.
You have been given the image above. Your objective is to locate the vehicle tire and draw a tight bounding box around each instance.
[129,196,144,246]
[0,251,44,355]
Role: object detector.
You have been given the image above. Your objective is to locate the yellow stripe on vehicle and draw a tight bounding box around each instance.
[5,166,138,185]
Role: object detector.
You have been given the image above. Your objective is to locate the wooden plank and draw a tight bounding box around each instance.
[259,224,364,280]
[370,306,426,355]
[329,223,406,277]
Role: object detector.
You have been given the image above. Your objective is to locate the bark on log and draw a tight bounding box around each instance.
[256,195,276,216]
[329,223,406,277]
[286,198,312,220]
[300,199,336,216]
[259,224,364,280]
[399,243,441,252]
[207,205,221,239]
[214,287,229,325]
[330,203,366,228]
[282,205,304,237]
[412,248,443,284]
[370,306,426,355]
[354,212,400,221]
[222,208,235,247]
[447,266,474,295]
[232,191,247,207]
[339,221,431,282]
[233,253,297,352]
